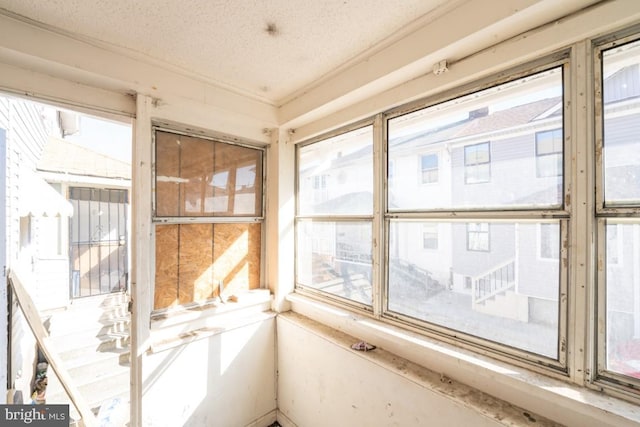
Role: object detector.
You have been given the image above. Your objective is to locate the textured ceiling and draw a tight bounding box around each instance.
[0,0,451,104]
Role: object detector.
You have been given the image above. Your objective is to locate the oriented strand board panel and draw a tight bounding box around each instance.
[180,135,214,216]
[154,224,179,310]
[213,223,261,295]
[178,223,214,304]
[155,131,180,217]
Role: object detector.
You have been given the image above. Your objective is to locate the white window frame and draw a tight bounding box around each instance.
[294,120,377,312]
[150,126,266,316]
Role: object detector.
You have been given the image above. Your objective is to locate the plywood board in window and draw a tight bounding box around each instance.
[154,224,179,310]
[156,131,180,216]
[178,223,214,304]
[213,223,261,295]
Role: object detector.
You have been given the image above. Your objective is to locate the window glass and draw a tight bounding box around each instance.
[605,221,640,380]
[602,39,640,206]
[298,126,373,216]
[422,224,438,250]
[421,153,439,184]
[388,67,563,211]
[467,222,490,252]
[155,131,263,217]
[536,129,563,178]
[539,223,560,259]
[464,142,491,184]
[388,220,560,359]
[601,36,640,382]
[296,220,372,305]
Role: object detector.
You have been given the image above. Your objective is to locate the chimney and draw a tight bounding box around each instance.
[468,107,489,119]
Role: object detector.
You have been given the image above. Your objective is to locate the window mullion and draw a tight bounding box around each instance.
[568,39,592,385]
[373,114,385,318]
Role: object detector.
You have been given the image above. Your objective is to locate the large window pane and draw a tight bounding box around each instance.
[296,220,372,306]
[155,130,263,217]
[602,39,640,205]
[605,221,640,379]
[298,126,373,216]
[388,67,563,211]
[388,220,560,358]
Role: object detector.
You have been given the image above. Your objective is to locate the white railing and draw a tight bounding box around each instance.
[472,258,516,305]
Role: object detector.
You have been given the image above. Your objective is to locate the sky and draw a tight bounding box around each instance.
[66,114,132,164]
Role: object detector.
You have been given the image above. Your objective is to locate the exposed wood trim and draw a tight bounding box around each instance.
[7,270,98,427]
[130,94,153,427]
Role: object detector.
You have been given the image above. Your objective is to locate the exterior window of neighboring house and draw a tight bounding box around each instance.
[420,153,438,184]
[464,142,490,184]
[295,125,374,307]
[539,223,559,259]
[466,222,489,252]
[596,34,640,392]
[422,223,438,250]
[536,129,563,177]
[606,224,620,265]
[313,174,328,190]
[153,129,264,311]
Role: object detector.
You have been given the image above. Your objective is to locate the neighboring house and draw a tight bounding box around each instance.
[304,66,640,330]
[2,95,131,403]
[1,95,63,403]
[37,137,131,300]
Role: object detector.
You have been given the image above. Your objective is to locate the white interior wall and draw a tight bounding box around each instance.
[277,313,560,427]
[142,317,277,427]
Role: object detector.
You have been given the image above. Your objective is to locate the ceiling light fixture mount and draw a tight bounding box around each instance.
[265,22,279,37]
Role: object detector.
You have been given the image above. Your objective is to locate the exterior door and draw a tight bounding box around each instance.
[69,187,128,298]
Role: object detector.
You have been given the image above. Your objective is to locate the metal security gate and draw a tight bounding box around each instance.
[69,187,128,298]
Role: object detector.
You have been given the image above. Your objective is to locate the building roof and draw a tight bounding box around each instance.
[37,137,131,180]
[391,96,562,150]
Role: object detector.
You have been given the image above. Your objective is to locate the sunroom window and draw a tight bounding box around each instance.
[596,34,640,389]
[386,63,566,363]
[295,125,373,307]
[152,129,264,311]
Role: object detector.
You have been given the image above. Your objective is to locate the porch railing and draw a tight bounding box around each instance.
[8,269,98,427]
[472,258,516,305]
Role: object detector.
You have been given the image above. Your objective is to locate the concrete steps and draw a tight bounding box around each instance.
[42,292,131,423]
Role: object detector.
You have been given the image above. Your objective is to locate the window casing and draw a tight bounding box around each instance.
[595,32,640,394]
[152,128,264,312]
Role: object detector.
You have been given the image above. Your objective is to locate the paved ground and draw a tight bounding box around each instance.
[389,282,558,359]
